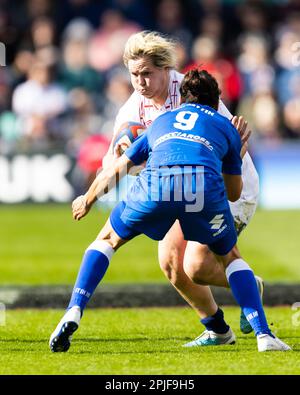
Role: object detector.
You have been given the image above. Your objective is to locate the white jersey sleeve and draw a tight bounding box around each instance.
[218,100,260,224]
[218,99,233,120]
[229,150,260,228]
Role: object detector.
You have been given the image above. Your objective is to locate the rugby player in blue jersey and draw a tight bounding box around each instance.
[49,69,291,353]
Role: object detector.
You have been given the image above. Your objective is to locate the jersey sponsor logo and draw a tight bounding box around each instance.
[153,131,213,150]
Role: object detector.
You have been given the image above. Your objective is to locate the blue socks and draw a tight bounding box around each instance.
[67,240,114,312]
[201,307,230,334]
[226,259,270,336]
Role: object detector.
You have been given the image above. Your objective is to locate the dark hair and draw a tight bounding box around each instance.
[180,69,221,110]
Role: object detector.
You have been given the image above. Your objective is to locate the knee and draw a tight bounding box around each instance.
[159,251,183,286]
[184,258,209,285]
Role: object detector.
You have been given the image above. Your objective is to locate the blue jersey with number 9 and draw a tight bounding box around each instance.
[126,103,242,177]
[110,103,242,252]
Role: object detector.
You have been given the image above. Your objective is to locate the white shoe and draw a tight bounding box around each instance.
[257,333,292,352]
[49,306,81,352]
[183,328,236,347]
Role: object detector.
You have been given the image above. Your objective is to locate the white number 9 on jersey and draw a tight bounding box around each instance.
[173,111,199,130]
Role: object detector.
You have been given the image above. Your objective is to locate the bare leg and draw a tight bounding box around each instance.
[183,241,238,288]
[96,218,128,250]
[159,221,218,318]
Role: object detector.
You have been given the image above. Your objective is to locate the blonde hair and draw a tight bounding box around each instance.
[123,31,177,69]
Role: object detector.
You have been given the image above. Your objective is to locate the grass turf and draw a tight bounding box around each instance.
[0,306,299,375]
[0,205,299,285]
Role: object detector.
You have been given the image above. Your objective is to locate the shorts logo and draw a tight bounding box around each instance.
[209,214,224,230]
[210,214,228,237]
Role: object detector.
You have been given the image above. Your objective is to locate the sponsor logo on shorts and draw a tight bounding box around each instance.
[209,214,224,230]
[210,214,228,236]
[213,224,227,237]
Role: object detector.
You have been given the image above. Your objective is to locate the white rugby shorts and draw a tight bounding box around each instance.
[230,199,258,235]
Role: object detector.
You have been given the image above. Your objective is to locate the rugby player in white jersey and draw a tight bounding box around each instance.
[49,31,262,349]
[101,31,262,346]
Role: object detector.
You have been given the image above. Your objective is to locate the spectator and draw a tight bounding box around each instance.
[183,35,242,112]
[59,38,104,95]
[200,13,224,42]
[237,33,275,97]
[283,98,300,138]
[274,30,300,105]
[109,0,154,29]
[60,87,103,154]
[238,91,281,141]
[9,49,35,88]
[88,9,141,73]
[155,0,193,53]
[0,0,299,151]
[62,17,94,42]
[235,1,270,36]
[30,16,57,50]
[62,88,110,192]
[12,58,67,144]
[25,16,60,65]
[99,68,133,137]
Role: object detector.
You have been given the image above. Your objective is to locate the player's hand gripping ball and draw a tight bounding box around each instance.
[113,121,146,155]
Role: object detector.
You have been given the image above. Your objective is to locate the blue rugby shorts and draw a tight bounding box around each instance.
[109,200,237,256]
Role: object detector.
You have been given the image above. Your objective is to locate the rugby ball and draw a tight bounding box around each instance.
[113,121,146,154]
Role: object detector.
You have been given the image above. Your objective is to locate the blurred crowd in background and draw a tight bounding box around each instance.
[0,0,300,169]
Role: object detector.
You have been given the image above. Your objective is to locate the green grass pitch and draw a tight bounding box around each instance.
[0,307,299,375]
[0,205,300,285]
[0,205,299,375]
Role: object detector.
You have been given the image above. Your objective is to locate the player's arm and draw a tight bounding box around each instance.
[72,155,135,221]
[72,132,150,221]
[222,122,243,202]
[223,174,243,202]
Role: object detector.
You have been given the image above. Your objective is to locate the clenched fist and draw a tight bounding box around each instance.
[72,195,91,221]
